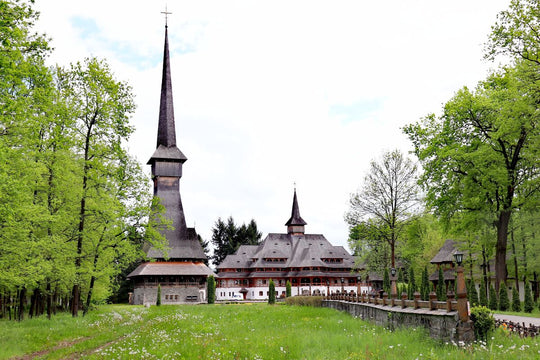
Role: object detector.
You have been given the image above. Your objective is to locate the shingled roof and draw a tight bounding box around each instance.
[285,189,307,226]
[430,239,458,264]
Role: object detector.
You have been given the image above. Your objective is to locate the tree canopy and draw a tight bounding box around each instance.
[210,217,262,266]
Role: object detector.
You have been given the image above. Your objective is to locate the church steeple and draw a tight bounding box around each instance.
[285,188,307,235]
[148,26,187,165]
[145,25,206,261]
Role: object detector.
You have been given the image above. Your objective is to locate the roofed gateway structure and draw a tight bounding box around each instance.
[127,24,213,305]
[216,190,364,300]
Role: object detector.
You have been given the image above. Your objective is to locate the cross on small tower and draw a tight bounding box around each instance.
[161,6,172,27]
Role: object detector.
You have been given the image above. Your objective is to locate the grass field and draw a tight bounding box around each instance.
[1,303,540,359]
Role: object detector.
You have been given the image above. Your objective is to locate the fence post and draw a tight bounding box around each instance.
[383,292,388,306]
[401,292,407,308]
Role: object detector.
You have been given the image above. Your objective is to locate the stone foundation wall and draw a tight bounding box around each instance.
[323,300,459,342]
[133,285,206,305]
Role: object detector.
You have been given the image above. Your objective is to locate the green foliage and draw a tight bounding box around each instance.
[210,217,262,266]
[420,266,430,301]
[498,284,510,311]
[268,279,276,305]
[284,296,323,307]
[436,267,446,301]
[156,285,161,306]
[468,280,479,307]
[480,279,488,307]
[286,280,292,298]
[383,268,390,295]
[524,282,534,313]
[511,286,521,312]
[403,60,540,288]
[407,267,416,299]
[207,275,216,304]
[470,306,495,341]
[489,284,498,311]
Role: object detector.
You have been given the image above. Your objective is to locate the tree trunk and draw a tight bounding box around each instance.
[71,284,79,317]
[46,282,52,320]
[84,276,96,316]
[18,287,26,321]
[511,229,519,292]
[29,289,36,318]
[495,210,511,292]
[482,245,488,297]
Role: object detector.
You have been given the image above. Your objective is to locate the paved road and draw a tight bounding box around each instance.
[494,313,540,326]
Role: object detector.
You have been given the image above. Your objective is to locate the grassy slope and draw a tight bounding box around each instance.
[1,304,539,359]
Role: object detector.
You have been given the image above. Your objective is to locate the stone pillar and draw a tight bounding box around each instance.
[455,266,469,322]
[446,291,455,312]
[414,291,421,309]
[429,292,437,310]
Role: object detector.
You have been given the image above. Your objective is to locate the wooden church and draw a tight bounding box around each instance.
[127,24,213,305]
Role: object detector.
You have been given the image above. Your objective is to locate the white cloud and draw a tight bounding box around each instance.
[34,0,511,251]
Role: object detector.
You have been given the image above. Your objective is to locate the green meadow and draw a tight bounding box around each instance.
[1,304,539,359]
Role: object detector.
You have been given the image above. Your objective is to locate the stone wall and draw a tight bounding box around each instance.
[323,300,459,342]
[132,285,206,305]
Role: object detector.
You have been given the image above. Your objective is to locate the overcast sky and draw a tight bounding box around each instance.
[35,0,511,253]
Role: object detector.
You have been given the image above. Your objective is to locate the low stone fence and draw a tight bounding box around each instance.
[323,292,462,342]
[496,318,540,338]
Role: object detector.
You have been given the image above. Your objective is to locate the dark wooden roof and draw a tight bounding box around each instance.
[285,189,307,226]
[127,262,214,278]
[430,239,458,264]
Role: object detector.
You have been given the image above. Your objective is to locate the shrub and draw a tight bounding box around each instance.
[488,284,498,310]
[207,275,216,304]
[470,306,495,341]
[268,279,276,304]
[524,281,534,313]
[284,296,323,307]
[156,284,162,306]
[498,283,509,311]
[286,280,292,298]
[511,286,521,312]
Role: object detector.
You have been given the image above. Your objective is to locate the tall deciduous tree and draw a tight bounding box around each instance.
[346,150,419,268]
[56,57,136,316]
[404,62,540,291]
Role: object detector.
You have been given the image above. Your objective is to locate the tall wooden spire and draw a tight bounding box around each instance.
[146,25,206,261]
[285,189,307,235]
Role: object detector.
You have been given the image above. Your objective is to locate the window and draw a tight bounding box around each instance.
[259,291,263,296]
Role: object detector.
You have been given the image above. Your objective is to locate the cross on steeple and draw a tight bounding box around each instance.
[161,6,172,27]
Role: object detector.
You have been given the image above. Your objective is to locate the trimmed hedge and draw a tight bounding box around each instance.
[284,296,323,307]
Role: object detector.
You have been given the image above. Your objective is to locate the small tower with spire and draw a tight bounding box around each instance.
[285,188,307,235]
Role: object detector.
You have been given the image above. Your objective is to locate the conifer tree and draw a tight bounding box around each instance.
[207,275,216,304]
[436,267,446,301]
[407,267,416,300]
[524,282,534,313]
[511,286,521,312]
[498,283,510,311]
[383,268,390,295]
[286,280,292,298]
[268,279,276,304]
[489,284,498,310]
[421,266,430,301]
[469,281,479,307]
[156,284,162,306]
